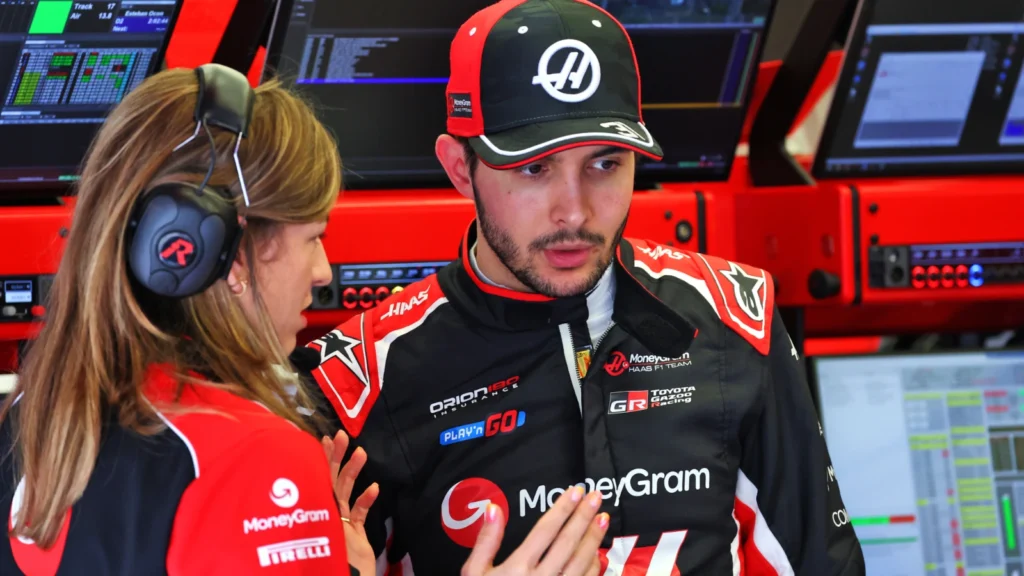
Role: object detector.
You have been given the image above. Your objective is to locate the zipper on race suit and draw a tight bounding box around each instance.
[558,322,615,414]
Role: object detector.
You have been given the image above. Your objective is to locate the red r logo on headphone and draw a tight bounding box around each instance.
[158,234,196,268]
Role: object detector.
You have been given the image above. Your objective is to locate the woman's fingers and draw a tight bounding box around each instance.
[556,513,610,576]
[535,490,603,575]
[461,504,506,576]
[508,485,585,567]
[336,445,367,507]
[350,482,379,526]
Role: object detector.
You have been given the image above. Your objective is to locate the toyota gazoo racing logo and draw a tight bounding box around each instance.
[243,478,331,534]
[519,467,710,517]
[603,351,692,376]
[608,387,695,414]
[441,478,509,548]
[532,39,601,103]
[429,376,519,418]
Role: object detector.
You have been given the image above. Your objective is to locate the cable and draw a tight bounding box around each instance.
[195,120,217,194]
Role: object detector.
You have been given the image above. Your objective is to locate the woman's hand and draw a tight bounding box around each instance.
[461,485,609,576]
[322,430,379,576]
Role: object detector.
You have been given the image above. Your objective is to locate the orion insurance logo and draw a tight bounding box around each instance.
[441,478,509,547]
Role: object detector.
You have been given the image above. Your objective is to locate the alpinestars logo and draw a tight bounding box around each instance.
[429,376,519,418]
[603,351,692,376]
[311,329,368,386]
[719,261,765,321]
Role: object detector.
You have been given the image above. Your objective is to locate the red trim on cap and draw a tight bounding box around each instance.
[461,224,555,302]
[575,0,646,124]
[480,139,661,170]
[447,0,530,137]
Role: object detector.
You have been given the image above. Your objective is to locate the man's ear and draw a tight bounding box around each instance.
[435,134,475,201]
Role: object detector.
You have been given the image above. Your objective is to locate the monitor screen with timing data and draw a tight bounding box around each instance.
[813,0,1024,179]
[263,0,776,189]
[0,0,182,188]
[815,351,1024,576]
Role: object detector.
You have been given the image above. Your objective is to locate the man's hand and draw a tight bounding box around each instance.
[462,486,609,576]
[322,431,379,576]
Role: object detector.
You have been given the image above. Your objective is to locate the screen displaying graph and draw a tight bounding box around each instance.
[4,47,154,108]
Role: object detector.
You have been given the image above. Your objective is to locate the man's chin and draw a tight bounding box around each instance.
[532,265,605,298]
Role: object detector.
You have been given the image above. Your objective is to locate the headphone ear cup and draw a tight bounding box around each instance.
[127,183,242,298]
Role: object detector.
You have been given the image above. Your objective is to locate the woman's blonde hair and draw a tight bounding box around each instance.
[1,67,341,547]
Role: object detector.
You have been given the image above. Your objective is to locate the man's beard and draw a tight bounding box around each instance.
[473,182,627,298]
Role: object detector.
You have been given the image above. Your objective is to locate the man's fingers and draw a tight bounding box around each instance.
[350,482,379,525]
[509,485,585,566]
[536,490,603,574]
[336,446,367,506]
[461,504,505,576]
[557,513,610,576]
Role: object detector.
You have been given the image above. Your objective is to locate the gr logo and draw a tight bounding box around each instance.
[609,391,648,414]
[532,39,601,103]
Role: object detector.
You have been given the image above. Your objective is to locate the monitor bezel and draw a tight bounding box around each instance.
[811,0,1024,181]
[260,0,782,190]
[0,0,188,193]
[809,347,1024,423]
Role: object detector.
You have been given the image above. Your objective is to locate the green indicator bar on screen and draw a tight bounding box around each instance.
[29,1,72,34]
[852,515,916,527]
[851,516,889,526]
[1003,495,1017,550]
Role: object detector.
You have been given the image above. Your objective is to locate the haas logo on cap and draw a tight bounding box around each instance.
[441,478,508,548]
[532,39,602,103]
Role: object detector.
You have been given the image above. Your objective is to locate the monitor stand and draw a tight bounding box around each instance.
[747,0,857,187]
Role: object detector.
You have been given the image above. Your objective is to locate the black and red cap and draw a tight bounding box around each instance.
[446,0,662,169]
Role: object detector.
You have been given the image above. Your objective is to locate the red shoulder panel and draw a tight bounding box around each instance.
[691,253,775,356]
[308,275,447,437]
[307,313,380,438]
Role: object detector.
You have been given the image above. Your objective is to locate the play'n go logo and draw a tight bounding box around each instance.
[441,478,509,548]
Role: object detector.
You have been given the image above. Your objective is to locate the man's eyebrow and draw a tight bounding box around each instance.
[586,146,627,161]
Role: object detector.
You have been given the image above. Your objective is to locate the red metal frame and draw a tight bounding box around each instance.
[855,178,1024,305]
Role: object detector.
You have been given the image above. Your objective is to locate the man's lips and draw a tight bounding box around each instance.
[543,244,595,268]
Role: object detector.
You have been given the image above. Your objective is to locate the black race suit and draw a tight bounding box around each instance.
[303,224,866,575]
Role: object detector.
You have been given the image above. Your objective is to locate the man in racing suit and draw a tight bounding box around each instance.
[302,0,866,573]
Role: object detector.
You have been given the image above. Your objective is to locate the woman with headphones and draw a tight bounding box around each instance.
[0,64,370,574]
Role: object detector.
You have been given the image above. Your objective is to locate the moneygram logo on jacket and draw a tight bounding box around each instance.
[305,225,865,575]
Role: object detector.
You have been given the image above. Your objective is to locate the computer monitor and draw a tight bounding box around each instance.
[815,350,1024,576]
[813,0,1024,179]
[0,0,183,189]
[263,0,776,189]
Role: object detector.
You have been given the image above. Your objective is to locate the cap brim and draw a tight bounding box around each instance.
[468,117,663,169]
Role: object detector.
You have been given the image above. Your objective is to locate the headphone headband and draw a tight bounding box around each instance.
[126,64,256,299]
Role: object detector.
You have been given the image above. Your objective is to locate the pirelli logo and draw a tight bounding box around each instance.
[256,537,331,567]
